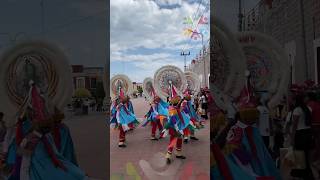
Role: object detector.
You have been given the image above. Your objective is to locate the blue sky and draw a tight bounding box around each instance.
[0,0,259,82]
[0,0,107,67]
[110,0,210,82]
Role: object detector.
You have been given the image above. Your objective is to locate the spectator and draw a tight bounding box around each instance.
[200,92,208,120]
[0,112,6,143]
[256,97,273,149]
[290,95,314,179]
[306,92,320,169]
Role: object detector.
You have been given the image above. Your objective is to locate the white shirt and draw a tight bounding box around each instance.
[284,111,293,133]
[191,95,195,105]
[293,107,312,130]
[226,102,237,119]
[257,105,270,136]
[201,95,207,103]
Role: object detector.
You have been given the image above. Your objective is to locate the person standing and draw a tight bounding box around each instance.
[290,95,315,180]
[0,112,6,150]
[256,98,273,149]
[306,92,320,169]
[200,92,208,120]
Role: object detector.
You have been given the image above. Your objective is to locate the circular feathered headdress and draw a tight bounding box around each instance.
[184,71,200,94]
[237,31,289,108]
[0,40,73,127]
[153,65,186,102]
[110,74,133,100]
[209,17,246,112]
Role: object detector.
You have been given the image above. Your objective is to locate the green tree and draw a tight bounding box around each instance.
[95,81,106,100]
[137,86,143,95]
[74,88,91,98]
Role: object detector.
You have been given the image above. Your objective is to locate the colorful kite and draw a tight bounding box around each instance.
[198,15,208,25]
[183,28,194,37]
[183,16,194,25]
[182,13,209,40]
[191,31,201,40]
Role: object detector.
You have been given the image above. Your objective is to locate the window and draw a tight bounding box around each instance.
[91,78,97,89]
[76,77,85,88]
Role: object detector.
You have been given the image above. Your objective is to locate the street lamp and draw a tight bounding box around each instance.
[181,51,190,71]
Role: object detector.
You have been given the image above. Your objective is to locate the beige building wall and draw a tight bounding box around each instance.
[246,0,320,84]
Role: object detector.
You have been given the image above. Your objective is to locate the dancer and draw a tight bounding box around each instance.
[125,96,135,131]
[181,91,202,143]
[2,81,87,180]
[163,84,194,164]
[51,107,78,165]
[110,88,139,148]
[143,95,168,140]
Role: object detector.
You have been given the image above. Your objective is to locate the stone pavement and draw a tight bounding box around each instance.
[65,111,108,180]
[110,98,210,180]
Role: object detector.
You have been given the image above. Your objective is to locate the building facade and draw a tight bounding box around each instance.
[245,0,320,84]
[132,82,143,94]
[186,46,210,88]
[71,65,104,97]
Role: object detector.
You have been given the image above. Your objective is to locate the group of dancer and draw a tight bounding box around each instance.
[110,82,205,164]
[0,41,93,179]
[210,74,282,179]
[0,81,88,180]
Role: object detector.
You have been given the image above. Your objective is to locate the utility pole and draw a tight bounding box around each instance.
[238,0,243,32]
[181,51,190,71]
[40,0,45,36]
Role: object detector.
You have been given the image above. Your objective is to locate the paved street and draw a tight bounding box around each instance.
[110,98,210,180]
[64,111,108,180]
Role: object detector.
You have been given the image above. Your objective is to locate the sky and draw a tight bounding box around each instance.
[110,0,210,82]
[0,0,259,81]
[0,0,107,67]
[110,0,259,82]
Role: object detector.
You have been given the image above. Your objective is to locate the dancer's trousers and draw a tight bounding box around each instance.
[119,126,126,142]
[128,123,134,129]
[151,120,163,137]
[183,128,195,137]
[167,129,182,154]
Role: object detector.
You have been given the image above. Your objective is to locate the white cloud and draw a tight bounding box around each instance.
[110,0,206,52]
[127,60,185,82]
[111,52,172,62]
[110,0,209,81]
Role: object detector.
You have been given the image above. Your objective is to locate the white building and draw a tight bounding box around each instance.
[245,0,320,84]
